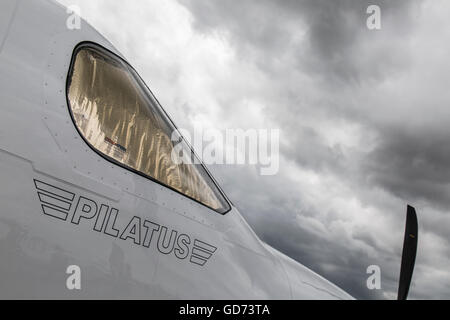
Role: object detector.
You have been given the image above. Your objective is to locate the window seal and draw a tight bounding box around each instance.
[65,41,231,215]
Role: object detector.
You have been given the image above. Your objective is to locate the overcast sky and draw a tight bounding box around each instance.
[57,0,450,299]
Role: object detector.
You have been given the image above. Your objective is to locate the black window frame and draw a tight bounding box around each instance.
[65,41,232,215]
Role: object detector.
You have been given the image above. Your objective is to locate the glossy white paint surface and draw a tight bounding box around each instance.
[0,0,353,300]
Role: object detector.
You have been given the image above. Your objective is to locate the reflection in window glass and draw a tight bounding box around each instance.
[67,44,230,213]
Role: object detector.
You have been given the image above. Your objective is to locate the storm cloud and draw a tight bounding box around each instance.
[58,0,450,299]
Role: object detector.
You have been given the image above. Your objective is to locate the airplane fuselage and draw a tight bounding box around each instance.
[0,0,352,300]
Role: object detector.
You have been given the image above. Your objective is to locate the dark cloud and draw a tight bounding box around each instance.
[179,0,421,83]
[366,127,450,209]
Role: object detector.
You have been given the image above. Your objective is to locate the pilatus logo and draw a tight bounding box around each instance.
[34,179,217,266]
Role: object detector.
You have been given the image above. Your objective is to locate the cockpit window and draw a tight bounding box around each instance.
[67,43,230,214]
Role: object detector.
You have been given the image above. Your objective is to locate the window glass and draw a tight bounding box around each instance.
[67,44,230,214]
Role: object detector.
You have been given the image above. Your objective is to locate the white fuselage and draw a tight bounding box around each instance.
[0,0,353,300]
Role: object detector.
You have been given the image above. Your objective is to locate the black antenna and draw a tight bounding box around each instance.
[397,205,418,300]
